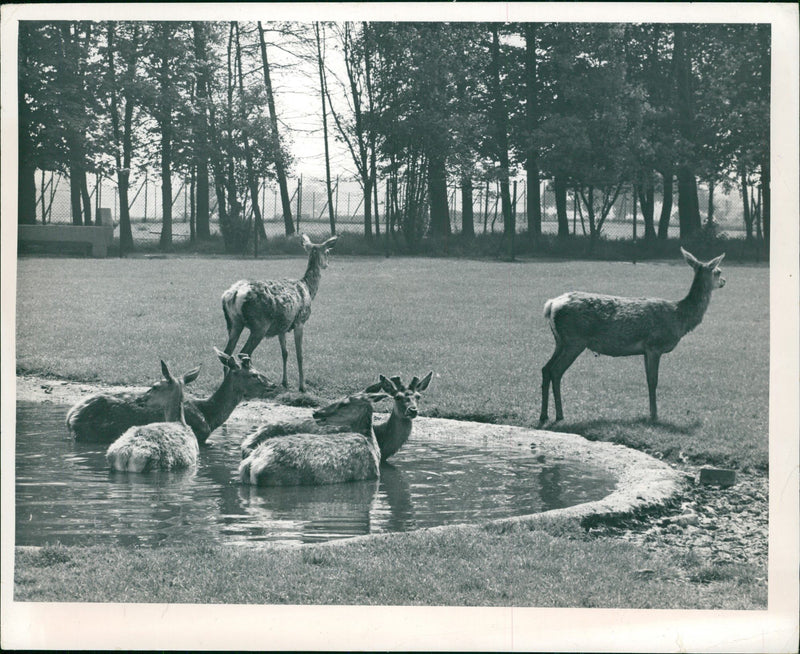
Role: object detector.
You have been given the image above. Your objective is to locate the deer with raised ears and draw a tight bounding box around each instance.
[221,233,338,393]
[66,349,278,444]
[66,364,201,443]
[539,248,725,423]
[238,372,433,486]
[187,348,279,443]
[106,361,199,472]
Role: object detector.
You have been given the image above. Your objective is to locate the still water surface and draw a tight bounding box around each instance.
[16,402,616,547]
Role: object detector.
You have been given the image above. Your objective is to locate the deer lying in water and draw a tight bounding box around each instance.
[539,248,725,423]
[221,234,338,392]
[66,348,277,443]
[106,361,198,472]
[239,373,432,486]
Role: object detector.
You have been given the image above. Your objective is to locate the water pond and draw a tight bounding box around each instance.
[15,401,616,547]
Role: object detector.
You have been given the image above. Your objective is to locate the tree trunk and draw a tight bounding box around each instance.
[676,167,700,238]
[657,169,673,239]
[554,176,569,238]
[18,159,36,224]
[491,26,513,258]
[427,150,450,237]
[18,24,37,224]
[740,163,753,241]
[257,21,294,235]
[314,23,336,235]
[460,175,475,238]
[673,26,701,237]
[80,173,92,225]
[637,174,656,240]
[192,22,211,240]
[706,180,715,225]
[158,25,173,250]
[69,166,82,225]
[524,23,542,242]
[234,23,266,242]
[761,158,770,246]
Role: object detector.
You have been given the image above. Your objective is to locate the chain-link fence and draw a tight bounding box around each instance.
[32,169,754,248]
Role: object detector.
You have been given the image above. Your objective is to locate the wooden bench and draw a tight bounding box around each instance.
[18,222,115,257]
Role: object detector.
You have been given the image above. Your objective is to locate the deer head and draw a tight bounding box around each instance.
[214,347,279,399]
[140,361,200,413]
[681,247,726,289]
[301,233,338,270]
[155,360,191,423]
[368,372,434,420]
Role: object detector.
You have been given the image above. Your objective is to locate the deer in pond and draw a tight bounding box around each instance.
[66,348,278,444]
[239,373,432,486]
[106,361,199,472]
[539,248,725,423]
[221,234,338,392]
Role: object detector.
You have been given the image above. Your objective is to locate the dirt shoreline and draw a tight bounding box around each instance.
[13,374,766,571]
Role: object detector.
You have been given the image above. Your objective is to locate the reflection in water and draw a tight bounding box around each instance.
[538,465,563,509]
[238,478,379,544]
[15,401,616,547]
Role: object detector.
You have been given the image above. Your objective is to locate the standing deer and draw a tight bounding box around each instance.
[239,373,432,486]
[539,248,725,423]
[221,234,338,392]
[106,361,199,472]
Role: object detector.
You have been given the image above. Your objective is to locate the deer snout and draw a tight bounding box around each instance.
[405,406,418,418]
[718,276,726,288]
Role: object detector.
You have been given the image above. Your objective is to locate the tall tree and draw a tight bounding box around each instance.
[105,21,140,253]
[257,21,294,235]
[234,22,267,242]
[672,25,702,237]
[192,22,211,240]
[489,25,513,255]
[523,23,542,242]
[314,22,336,235]
[18,23,37,224]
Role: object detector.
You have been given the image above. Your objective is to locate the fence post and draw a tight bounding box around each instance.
[632,183,638,265]
[296,175,302,233]
[335,175,340,230]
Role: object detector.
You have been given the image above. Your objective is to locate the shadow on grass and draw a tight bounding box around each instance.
[546,416,701,437]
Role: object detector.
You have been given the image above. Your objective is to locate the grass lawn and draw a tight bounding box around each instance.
[15,253,768,471]
[10,252,770,610]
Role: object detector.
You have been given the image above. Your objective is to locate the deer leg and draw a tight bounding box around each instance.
[277,332,289,388]
[293,325,305,393]
[644,351,661,422]
[540,344,563,423]
[550,343,586,421]
[223,319,244,356]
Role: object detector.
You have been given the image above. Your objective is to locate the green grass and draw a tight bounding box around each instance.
[14,522,765,608]
[16,253,768,471]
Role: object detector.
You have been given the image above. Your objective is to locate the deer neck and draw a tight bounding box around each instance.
[373,410,413,459]
[301,257,323,299]
[164,400,186,425]
[677,272,713,333]
[197,376,242,432]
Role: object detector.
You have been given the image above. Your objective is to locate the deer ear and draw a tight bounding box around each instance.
[707,252,725,269]
[183,366,202,384]
[301,233,313,251]
[161,360,174,382]
[363,380,384,394]
[680,247,700,270]
[214,347,238,369]
[416,371,433,392]
[379,375,399,395]
[323,235,338,250]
